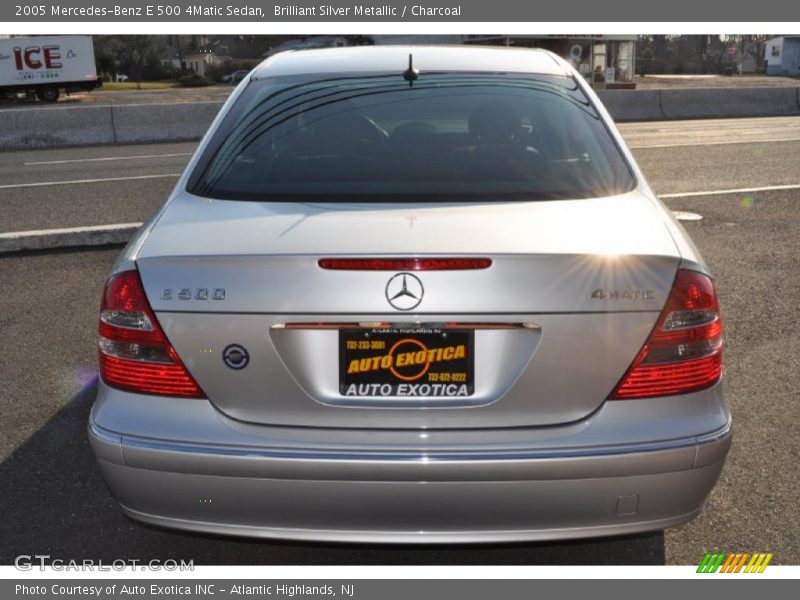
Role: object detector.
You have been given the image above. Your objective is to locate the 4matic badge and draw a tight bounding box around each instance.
[591,288,655,300]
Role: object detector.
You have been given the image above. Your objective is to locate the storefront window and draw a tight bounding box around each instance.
[593,42,606,83]
[566,40,593,82]
[615,41,634,83]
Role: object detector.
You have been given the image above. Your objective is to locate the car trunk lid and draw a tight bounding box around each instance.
[135,190,681,428]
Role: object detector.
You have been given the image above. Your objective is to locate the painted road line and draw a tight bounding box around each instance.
[0,173,181,190]
[661,183,800,199]
[24,152,193,166]
[630,137,800,149]
[0,222,143,253]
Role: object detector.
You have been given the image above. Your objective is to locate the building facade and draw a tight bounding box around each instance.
[462,35,637,88]
[368,35,637,88]
[765,36,800,76]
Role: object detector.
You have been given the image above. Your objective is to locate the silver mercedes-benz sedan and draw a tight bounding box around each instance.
[89,45,731,543]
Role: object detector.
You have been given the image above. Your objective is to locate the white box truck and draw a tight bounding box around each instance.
[0,35,101,102]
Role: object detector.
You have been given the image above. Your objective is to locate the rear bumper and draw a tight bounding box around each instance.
[109,467,723,544]
[89,398,731,543]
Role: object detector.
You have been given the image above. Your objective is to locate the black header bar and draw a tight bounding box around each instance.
[3,0,799,22]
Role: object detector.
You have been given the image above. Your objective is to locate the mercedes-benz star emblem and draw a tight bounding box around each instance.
[385,272,424,311]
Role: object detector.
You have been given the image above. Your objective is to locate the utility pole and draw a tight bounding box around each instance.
[132,49,141,90]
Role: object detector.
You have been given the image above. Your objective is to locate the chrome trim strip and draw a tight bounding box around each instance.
[89,420,123,445]
[156,310,660,316]
[273,322,540,331]
[696,417,733,444]
[89,422,713,464]
[91,412,732,465]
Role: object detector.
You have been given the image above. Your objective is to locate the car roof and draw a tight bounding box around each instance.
[251,45,569,79]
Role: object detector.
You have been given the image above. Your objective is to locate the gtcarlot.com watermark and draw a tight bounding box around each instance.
[15,555,194,572]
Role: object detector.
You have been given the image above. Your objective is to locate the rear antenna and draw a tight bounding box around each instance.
[402,54,419,87]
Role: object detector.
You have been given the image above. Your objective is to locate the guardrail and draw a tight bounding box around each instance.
[1,87,800,150]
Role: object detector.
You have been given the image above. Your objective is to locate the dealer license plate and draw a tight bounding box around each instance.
[339,327,474,397]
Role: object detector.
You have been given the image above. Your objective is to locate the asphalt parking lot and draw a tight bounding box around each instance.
[1,116,798,565]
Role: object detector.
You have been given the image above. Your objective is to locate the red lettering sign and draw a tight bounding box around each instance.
[24,47,42,69]
[12,45,63,70]
[43,46,62,69]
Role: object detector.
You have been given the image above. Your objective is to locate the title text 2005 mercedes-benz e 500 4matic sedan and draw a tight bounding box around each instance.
[89,46,731,543]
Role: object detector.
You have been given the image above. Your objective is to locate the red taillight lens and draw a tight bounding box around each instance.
[610,269,723,399]
[318,258,492,270]
[98,270,204,398]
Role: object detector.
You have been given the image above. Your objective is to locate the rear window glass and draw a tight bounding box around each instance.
[189,72,635,202]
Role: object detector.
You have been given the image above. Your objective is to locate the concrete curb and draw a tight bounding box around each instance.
[0,101,225,150]
[0,105,116,149]
[112,102,225,144]
[0,223,142,254]
[596,87,800,122]
[660,87,800,120]
[596,90,665,121]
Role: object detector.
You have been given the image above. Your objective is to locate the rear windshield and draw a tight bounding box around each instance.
[188,72,635,202]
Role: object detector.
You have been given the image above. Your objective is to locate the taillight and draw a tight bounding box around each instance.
[98,270,204,398]
[610,269,723,399]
